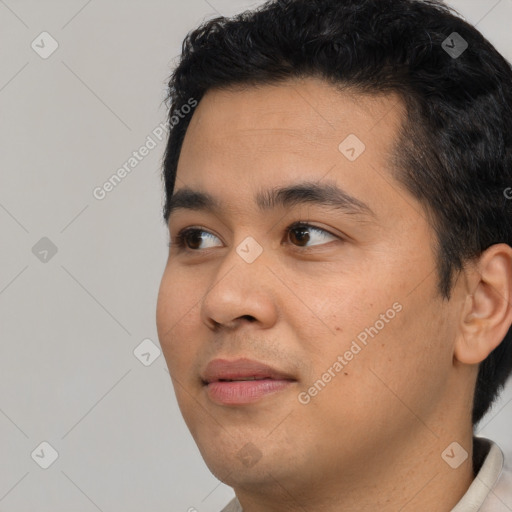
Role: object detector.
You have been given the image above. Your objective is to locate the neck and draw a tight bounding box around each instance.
[233,428,475,512]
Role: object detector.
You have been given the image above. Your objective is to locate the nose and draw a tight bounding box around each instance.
[200,247,279,332]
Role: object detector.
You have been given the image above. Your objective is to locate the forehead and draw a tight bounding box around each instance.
[186,77,402,136]
[174,77,408,221]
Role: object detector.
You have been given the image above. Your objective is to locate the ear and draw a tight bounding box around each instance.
[454,243,512,365]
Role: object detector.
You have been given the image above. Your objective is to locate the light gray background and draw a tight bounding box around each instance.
[0,1,511,511]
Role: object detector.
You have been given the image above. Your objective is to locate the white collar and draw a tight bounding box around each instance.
[451,436,511,511]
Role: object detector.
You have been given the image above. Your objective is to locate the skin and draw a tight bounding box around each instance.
[156,76,512,512]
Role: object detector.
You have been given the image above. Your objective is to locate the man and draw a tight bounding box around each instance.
[156,0,512,510]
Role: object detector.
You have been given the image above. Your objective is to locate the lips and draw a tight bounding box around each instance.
[201,357,296,384]
[201,358,297,405]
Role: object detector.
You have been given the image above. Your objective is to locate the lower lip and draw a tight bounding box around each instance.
[205,379,293,405]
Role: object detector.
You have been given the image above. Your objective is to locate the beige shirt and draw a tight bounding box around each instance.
[220,437,512,511]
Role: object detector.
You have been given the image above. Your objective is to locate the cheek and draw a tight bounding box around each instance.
[156,263,200,328]
[352,289,452,420]
[310,272,390,343]
[156,268,200,372]
[300,265,424,386]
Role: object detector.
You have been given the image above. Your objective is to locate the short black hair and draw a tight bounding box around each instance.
[161,0,512,427]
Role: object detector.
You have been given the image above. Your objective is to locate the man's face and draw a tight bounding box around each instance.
[156,77,462,490]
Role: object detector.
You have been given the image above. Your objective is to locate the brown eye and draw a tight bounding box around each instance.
[287,223,338,248]
[172,228,222,251]
[170,223,340,253]
[288,225,311,246]
[183,230,203,250]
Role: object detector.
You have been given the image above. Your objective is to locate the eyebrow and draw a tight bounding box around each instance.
[166,181,376,221]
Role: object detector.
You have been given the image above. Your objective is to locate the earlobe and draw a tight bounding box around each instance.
[454,244,512,366]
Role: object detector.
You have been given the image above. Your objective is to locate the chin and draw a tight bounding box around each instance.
[207,458,276,489]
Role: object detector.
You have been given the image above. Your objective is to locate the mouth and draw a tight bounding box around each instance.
[217,376,269,381]
[201,358,296,405]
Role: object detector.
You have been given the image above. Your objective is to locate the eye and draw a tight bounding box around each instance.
[286,222,339,248]
[171,227,222,251]
[170,222,340,252]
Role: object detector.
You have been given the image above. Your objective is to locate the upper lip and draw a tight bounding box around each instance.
[201,358,296,384]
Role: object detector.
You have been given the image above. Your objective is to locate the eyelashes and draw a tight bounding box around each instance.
[169,221,342,252]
